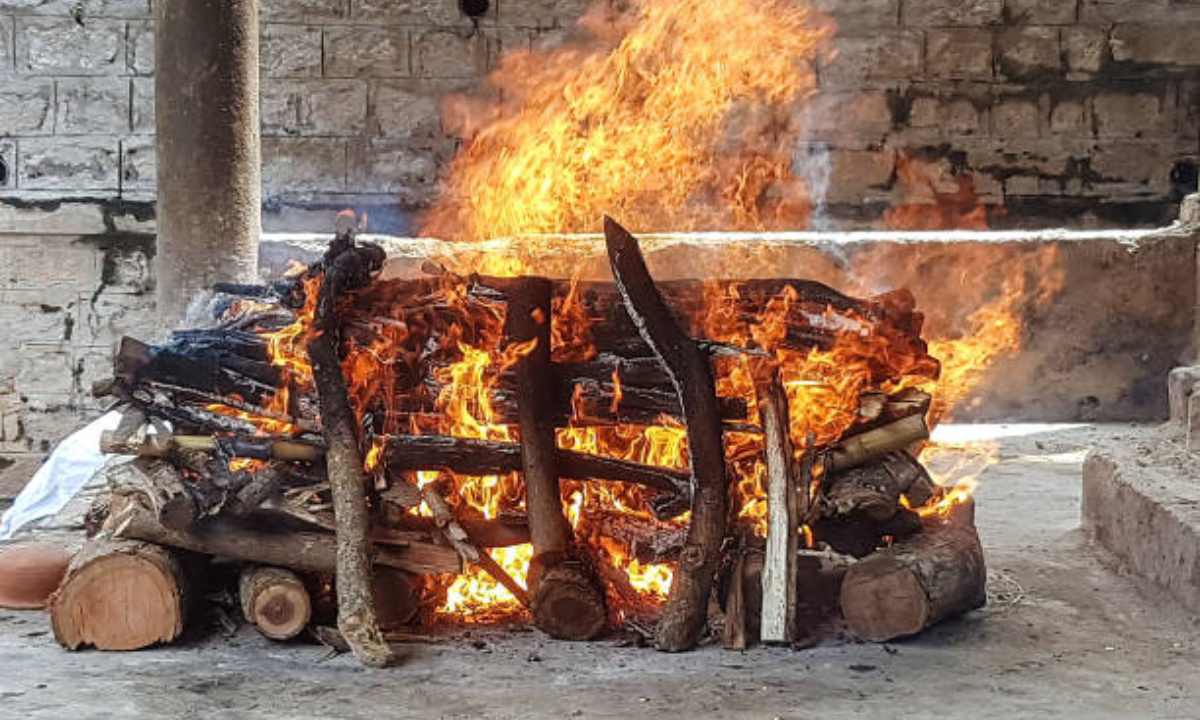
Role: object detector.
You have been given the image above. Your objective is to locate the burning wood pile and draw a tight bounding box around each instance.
[52,217,986,665]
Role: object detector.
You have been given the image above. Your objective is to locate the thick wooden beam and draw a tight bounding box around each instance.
[305,232,393,667]
[840,520,987,642]
[506,277,606,641]
[604,216,729,652]
[107,493,461,576]
[757,371,802,644]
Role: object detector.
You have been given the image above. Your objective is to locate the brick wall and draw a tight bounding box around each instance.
[805,0,1200,227]
[0,0,596,233]
[0,0,1197,230]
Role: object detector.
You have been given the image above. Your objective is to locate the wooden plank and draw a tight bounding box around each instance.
[758,371,801,644]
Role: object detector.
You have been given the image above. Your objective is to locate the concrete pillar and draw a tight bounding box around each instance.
[155,0,261,322]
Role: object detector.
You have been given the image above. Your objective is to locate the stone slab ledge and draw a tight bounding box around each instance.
[1082,432,1200,613]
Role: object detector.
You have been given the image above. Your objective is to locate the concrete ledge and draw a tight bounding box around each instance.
[1082,436,1200,613]
[262,224,1200,421]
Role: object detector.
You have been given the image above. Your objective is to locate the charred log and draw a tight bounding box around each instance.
[605,216,729,653]
[306,233,393,668]
[380,434,690,500]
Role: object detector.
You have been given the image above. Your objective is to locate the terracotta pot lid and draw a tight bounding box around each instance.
[0,542,73,610]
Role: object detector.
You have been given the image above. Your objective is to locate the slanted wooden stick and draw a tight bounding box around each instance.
[305,232,394,668]
[604,216,730,653]
[421,476,531,609]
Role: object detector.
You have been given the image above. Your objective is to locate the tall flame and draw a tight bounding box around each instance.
[422,0,834,241]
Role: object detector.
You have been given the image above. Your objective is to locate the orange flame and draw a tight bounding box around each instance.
[421,0,834,241]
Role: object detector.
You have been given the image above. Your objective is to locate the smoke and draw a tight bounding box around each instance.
[793,142,835,232]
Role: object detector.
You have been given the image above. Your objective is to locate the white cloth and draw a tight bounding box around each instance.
[0,412,123,540]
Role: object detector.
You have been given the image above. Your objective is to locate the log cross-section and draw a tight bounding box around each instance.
[305,231,393,668]
[239,566,312,641]
[604,216,730,652]
[505,277,606,641]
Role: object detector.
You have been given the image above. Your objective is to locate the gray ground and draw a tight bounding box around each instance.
[0,425,1197,720]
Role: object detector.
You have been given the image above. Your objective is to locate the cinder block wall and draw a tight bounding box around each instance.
[0,0,597,233]
[0,0,1198,229]
[806,0,1200,227]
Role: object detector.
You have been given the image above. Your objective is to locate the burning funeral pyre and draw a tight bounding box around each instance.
[41,0,1024,665]
[48,217,987,664]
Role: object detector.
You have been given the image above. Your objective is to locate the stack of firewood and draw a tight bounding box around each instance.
[49,218,986,664]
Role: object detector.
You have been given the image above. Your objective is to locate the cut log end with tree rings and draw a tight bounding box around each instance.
[49,540,188,651]
[239,566,312,641]
[531,562,608,641]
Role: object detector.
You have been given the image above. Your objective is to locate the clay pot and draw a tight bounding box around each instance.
[0,542,73,610]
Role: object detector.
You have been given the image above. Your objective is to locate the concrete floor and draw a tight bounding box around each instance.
[0,425,1197,720]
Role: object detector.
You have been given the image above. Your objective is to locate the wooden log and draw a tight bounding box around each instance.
[844,388,932,439]
[467,275,939,384]
[239,565,312,641]
[49,539,189,651]
[104,459,198,531]
[381,434,690,499]
[371,568,421,630]
[107,492,462,576]
[757,372,802,644]
[811,508,923,559]
[605,216,729,653]
[794,548,855,642]
[722,552,749,650]
[306,233,393,668]
[106,433,324,463]
[228,466,285,516]
[114,336,281,402]
[120,385,263,436]
[478,371,750,426]
[825,415,929,473]
[578,508,686,564]
[506,276,606,641]
[824,451,930,522]
[530,561,609,640]
[839,520,987,642]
